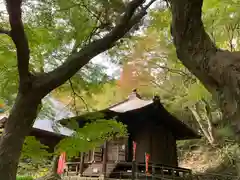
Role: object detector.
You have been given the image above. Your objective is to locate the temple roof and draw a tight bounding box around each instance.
[0,117,74,137]
[109,90,153,113]
[33,119,74,137]
[61,90,200,140]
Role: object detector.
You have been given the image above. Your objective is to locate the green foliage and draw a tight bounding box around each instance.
[0,0,126,110]
[216,126,236,140]
[202,0,240,50]
[21,136,51,162]
[56,119,127,158]
[18,160,51,178]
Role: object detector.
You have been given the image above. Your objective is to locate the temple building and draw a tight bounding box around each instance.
[60,90,200,179]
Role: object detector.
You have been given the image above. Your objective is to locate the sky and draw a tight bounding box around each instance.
[91,53,120,77]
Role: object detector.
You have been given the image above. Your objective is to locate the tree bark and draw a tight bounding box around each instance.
[169,0,240,135]
[0,92,41,180]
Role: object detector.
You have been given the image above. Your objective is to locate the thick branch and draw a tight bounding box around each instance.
[189,105,214,145]
[6,0,30,83]
[169,0,240,124]
[170,0,218,91]
[202,99,215,144]
[41,0,155,93]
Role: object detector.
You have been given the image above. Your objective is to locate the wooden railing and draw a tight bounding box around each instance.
[112,162,191,178]
[64,161,192,180]
[139,163,192,178]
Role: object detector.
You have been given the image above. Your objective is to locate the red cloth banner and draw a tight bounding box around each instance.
[145,153,150,173]
[57,152,66,174]
[133,141,137,161]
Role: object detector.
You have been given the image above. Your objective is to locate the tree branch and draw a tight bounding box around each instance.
[169,0,218,91]
[41,0,156,93]
[189,105,214,145]
[6,0,30,85]
[68,79,89,112]
[169,0,240,133]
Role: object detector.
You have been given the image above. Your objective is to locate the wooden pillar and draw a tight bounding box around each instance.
[88,150,91,162]
[92,148,95,162]
[116,145,119,162]
[151,164,155,180]
[79,152,85,176]
[102,141,108,177]
[132,160,137,180]
[128,134,133,162]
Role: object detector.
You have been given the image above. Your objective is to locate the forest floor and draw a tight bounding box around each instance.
[178,141,238,177]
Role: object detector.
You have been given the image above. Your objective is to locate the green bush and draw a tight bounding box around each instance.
[17,176,33,180]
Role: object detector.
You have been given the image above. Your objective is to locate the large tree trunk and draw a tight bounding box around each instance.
[169,0,240,136]
[0,92,41,180]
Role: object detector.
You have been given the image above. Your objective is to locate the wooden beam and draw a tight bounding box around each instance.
[88,150,91,162]
[116,145,119,162]
[92,148,95,162]
[79,152,85,176]
[128,134,133,162]
[132,160,137,180]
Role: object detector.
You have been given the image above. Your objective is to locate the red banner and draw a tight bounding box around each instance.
[133,141,137,161]
[145,153,150,173]
[57,152,66,174]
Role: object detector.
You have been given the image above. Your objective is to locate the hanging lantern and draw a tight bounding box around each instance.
[132,141,137,161]
[145,153,150,174]
[57,152,66,175]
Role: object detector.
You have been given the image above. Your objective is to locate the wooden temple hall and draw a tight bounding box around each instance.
[60,90,200,179]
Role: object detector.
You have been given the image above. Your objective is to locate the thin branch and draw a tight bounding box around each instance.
[58,1,106,26]
[68,78,89,112]
[154,63,193,78]
[6,0,30,84]
[80,2,105,25]
[42,0,155,92]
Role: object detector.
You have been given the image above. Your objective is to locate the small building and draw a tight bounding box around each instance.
[0,118,73,152]
[0,97,75,152]
[61,90,200,179]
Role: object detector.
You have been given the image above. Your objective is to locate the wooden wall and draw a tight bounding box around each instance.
[107,137,127,162]
[133,123,178,166]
